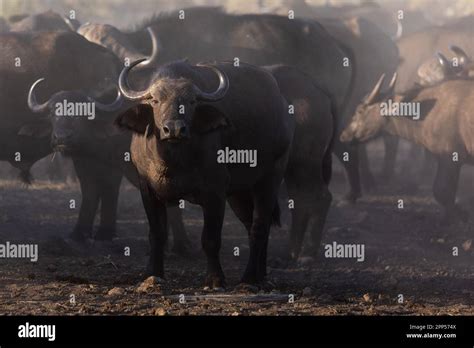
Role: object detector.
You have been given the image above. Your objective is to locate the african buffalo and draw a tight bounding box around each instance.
[265,65,336,260]
[281,1,403,39]
[115,59,294,287]
[27,79,191,251]
[385,21,474,181]
[0,30,122,253]
[10,10,78,32]
[24,24,190,247]
[417,46,474,87]
[123,7,362,202]
[28,62,336,261]
[341,74,474,223]
[0,31,120,182]
[293,1,431,40]
[317,16,400,187]
[77,24,159,68]
[396,24,474,94]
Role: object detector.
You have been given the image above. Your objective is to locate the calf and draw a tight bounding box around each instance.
[341,74,474,223]
[116,59,294,287]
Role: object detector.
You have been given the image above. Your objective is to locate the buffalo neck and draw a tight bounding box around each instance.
[145,134,201,171]
[384,115,425,146]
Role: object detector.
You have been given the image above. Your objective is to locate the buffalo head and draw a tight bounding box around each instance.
[116,59,229,142]
[27,78,123,153]
[417,45,473,86]
[340,73,397,143]
[449,45,474,78]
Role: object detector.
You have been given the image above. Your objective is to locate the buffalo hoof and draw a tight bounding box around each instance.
[235,282,259,293]
[267,256,289,269]
[240,271,266,286]
[340,191,361,205]
[69,228,90,243]
[203,285,225,292]
[204,274,226,290]
[144,263,164,279]
[171,239,194,257]
[94,227,116,241]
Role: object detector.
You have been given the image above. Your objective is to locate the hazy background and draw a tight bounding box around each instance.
[1,0,473,29]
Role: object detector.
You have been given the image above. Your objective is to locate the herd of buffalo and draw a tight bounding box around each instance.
[0,3,473,289]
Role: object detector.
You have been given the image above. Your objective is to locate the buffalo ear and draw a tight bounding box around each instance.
[114,104,153,134]
[17,121,51,138]
[192,104,231,134]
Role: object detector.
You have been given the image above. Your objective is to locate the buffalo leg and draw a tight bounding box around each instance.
[201,194,226,289]
[433,157,466,223]
[227,191,254,233]
[139,176,167,277]
[72,158,100,241]
[241,175,280,284]
[359,144,376,191]
[95,172,123,240]
[167,206,192,255]
[381,134,399,181]
[421,149,436,179]
[308,184,332,254]
[286,178,332,260]
[333,140,361,203]
[287,196,310,260]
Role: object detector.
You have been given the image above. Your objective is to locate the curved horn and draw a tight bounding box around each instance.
[118,58,151,101]
[392,19,403,40]
[449,45,470,65]
[194,65,229,102]
[130,27,161,69]
[365,74,385,104]
[77,22,90,33]
[437,52,454,75]
[437,52,449,67]
[27,78,51,113]
[140,27,161,67]
[62,16,77,31]
[388,72,398,91]
[88,87,123,112]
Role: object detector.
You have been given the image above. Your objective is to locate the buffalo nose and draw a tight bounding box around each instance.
[161,120,188,139]
[51,133,72,146]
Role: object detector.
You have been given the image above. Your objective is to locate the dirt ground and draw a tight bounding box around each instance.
[0,139,473,315]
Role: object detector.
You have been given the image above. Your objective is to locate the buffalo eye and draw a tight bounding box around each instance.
[150,99,159,106]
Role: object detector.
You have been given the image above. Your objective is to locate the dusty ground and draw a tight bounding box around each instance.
[0,140,473,315]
